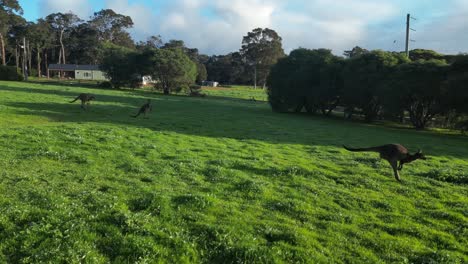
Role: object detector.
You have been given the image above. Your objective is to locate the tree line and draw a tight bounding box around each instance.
[1,1,467,130]
[0,1,285,90]
[267,47,468,130]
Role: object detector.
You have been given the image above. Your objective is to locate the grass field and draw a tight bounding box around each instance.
[202,86,268,101]
[0,81,467,263]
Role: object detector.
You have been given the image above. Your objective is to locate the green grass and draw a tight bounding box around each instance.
[0,80,467,263]
[202,86,268,101]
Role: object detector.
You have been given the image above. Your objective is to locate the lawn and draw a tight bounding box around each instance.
[0,81,467,263]
[202,85,268,101]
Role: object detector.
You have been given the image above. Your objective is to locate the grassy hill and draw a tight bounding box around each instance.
[0,81,467,263]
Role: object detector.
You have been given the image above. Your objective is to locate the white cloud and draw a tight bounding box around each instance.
[163,13,187,29]
[414,0,468,54]
[104,0,155,37]
[36,0,468,55]
[41,0,92,18]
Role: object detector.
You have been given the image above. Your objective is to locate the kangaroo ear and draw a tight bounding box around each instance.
[417,149,422,154]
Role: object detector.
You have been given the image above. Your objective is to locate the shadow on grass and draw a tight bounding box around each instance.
[2,82,468,160]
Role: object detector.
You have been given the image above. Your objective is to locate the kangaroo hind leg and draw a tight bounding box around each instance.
[389,160,401,182]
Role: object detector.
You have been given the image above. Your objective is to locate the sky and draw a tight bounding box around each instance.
[18,0,468,56]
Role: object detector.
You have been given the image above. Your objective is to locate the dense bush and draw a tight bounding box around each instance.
[98,81,114,89]
[267,49,468,131]
[99,43,139,89]
[342,50,409,122]
[142,48,197,95]
[0,66,24,81]
[381,60,449,129]
[267,48,342,113]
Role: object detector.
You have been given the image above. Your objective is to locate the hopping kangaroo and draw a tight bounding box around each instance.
[132,99,152,118]
[343,144,426,182]
[70,93,95,110]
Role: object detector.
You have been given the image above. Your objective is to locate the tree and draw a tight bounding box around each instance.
[28,19,53,77]
[317,59,345,115]
[161,39,208,85]
[136,35,163,50]
[0,0,23,65]
[89,9,134,48]
[446,55,468,120]
[99,43,138,88]
[384,60,449,129]
[67,23,100,64]
[343,46,369,58]
[161,39,185,50]
[5,15,26,69]
[409,49,444,61]
[241,28,285,89]
[342,50,409,122]
[142,48,197,95]
[266,48,340,114]
[196,62,207,84]
[46,12,82,65]
[205,52,249,84]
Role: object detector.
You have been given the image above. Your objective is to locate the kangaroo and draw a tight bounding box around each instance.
[132,99,152,118]
[343,144,426,182]
[70,93,95,110]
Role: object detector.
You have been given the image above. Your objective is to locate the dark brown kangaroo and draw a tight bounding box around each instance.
[70,93,95,110]
[132,99,152,118]
[343,144,426,182]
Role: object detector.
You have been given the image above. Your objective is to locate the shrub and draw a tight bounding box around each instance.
[189,85,206,97]
[98,81,114,89]
[0,66,24,81]
[455,119,468,134]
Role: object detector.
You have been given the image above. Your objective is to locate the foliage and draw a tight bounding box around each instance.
[89,9,134,48]
[0,0,23,65]
[99,43,138,88]
[0,65,22,80]
[98,81,113,89]
[317,59,345,115]
[0,81,467,263]
[46,12,82,64]
[446,55,468,115]
[195,62,207,84]
[136,35,163,50]
[241,28,285,88]
[409,49,445,61]
[383,60,449,129]
[343,46,369,58]
[188,85,206,97]
[342,50,409,122]
[205,52,249,84]
[67,23,100,65]
[267,48,342,114]
[142,48,197,94]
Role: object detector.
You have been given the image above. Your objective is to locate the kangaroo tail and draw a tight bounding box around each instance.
[343,145,379,152]
[132,112,140,118]
[70,97,79,103]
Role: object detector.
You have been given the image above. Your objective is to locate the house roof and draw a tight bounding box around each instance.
[48,64,101,71]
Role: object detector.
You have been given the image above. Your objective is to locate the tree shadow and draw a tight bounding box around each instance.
[2,82,468,160]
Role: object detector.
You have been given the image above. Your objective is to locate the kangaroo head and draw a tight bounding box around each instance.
[414,149,427,160]
[89,96,96,101]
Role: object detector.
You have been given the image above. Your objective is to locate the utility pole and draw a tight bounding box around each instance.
[405,14,417,58]
[405,13,410,58]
